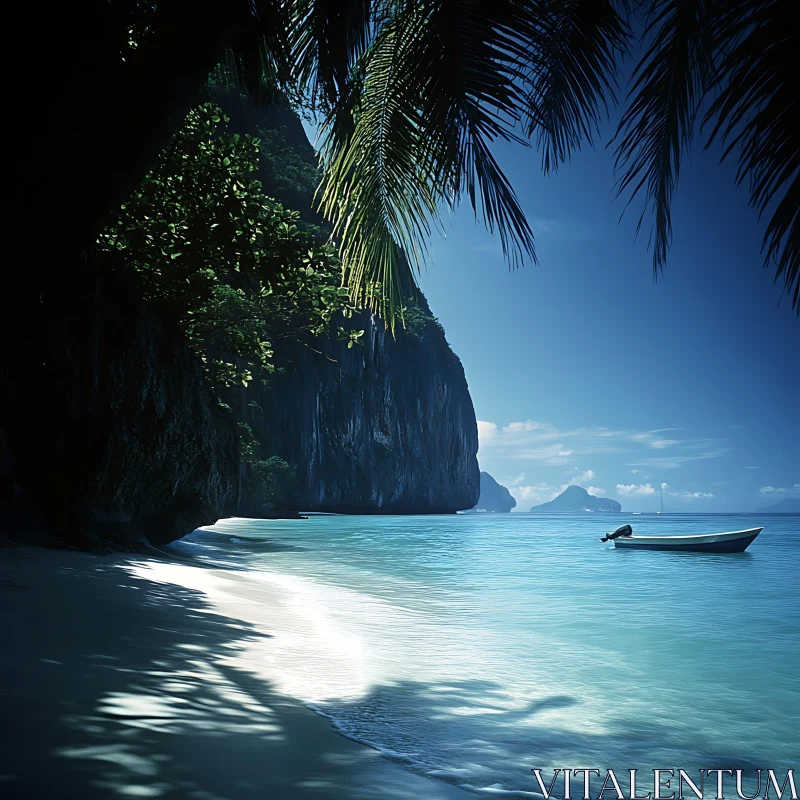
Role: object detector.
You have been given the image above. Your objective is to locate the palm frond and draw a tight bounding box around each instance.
[318,0,540,317]
[316,8,438,319]
[217,0,292,105]
[413,0,537,268]
[289,0,373,110]
[611,0,711,275]
[524,0,630,173]
[703,0,800,312]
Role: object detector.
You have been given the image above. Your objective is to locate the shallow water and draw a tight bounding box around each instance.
[170,513,799,797]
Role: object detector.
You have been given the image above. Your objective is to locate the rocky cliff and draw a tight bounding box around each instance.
[222,92,479,515]
[1,94,479,548]
[1,278,239,549]
[231,307,479,514]
[530,485,621,513]
[466,472,516,512]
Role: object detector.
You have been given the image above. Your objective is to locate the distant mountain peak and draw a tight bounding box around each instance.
[562,485,590,496]
[466,472,516,513]
[756,497,800,514]
[530,485,621,513]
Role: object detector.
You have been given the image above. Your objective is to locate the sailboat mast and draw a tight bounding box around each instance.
[660,485,664,514]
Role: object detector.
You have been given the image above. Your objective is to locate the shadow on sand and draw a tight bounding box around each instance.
[0,549,773,800]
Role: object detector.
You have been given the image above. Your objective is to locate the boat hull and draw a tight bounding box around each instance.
[614,527,763,553]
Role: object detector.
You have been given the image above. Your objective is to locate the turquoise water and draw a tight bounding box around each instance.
[172,514,799,797]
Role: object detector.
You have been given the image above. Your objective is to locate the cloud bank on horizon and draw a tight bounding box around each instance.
[476,419,795,511]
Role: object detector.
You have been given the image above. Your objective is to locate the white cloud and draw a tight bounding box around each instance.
[569,468,595,484]
[508,473,527,487]
[509,483,567,506]
[477,419,728,469]
[477,421,498,446]
[759,484,800,497]
[503,421,549,434]
[667,490,714,500]
[587,486,607,497]
[627,444,730,469]
[661,482,669,489]
[616,483,656,496]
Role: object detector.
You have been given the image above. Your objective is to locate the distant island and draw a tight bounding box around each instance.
[466,472,517,513]
[756,497,800,513]
[530,485,621,513]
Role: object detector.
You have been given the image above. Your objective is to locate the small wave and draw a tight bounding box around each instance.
[304,700,546,798]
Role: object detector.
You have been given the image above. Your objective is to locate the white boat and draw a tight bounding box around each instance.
[612,527,763,553]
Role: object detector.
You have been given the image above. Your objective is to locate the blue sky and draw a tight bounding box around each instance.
[415,132,798,512]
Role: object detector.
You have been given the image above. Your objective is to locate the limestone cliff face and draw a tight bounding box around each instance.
[219,92,480,515]
[0,94,480,549]
[232,310,480,514]
[1,279,239,549]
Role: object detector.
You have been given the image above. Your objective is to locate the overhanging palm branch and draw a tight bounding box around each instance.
[215,0,291,105]
[317,8,440,319]
[313,0,627,316]
[703,0,800,310]
[611,0,711,274]
[290,0,373,111]
[108,0,800,318]
[610,0,799,311]
[524,0,630,173]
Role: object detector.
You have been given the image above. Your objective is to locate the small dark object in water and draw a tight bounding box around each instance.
[600,524,633,542]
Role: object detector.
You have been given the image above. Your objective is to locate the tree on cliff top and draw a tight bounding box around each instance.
[97,102,358,386]
[25,0,800,319]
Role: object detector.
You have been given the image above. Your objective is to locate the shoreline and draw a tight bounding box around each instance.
[0,542,475,799]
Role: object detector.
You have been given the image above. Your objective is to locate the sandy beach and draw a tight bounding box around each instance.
[0,542,474,800]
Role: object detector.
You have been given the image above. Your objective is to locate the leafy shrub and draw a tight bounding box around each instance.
[97,102,357,386]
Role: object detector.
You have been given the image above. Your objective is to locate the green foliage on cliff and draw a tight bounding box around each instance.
[97,102,356,386]
[252,456,296,506]
[399,303,445,340]
[237,422,296,505]
[255,126,324,232]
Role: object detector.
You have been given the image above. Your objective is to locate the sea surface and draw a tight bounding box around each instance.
[169,513,799,797]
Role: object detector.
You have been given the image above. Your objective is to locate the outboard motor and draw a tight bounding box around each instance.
[601,524,633,542]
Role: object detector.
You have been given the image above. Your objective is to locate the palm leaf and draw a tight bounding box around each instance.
[611,0,711,275]
[412,0,537,268]
[289,0,373,111]
[318,0,542,317]
[703,0,800,312]
[316,7,438,319]
[216,0,292,105]
[524,0,630,173]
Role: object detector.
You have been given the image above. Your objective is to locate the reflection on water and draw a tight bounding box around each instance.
[167,513,799,797]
